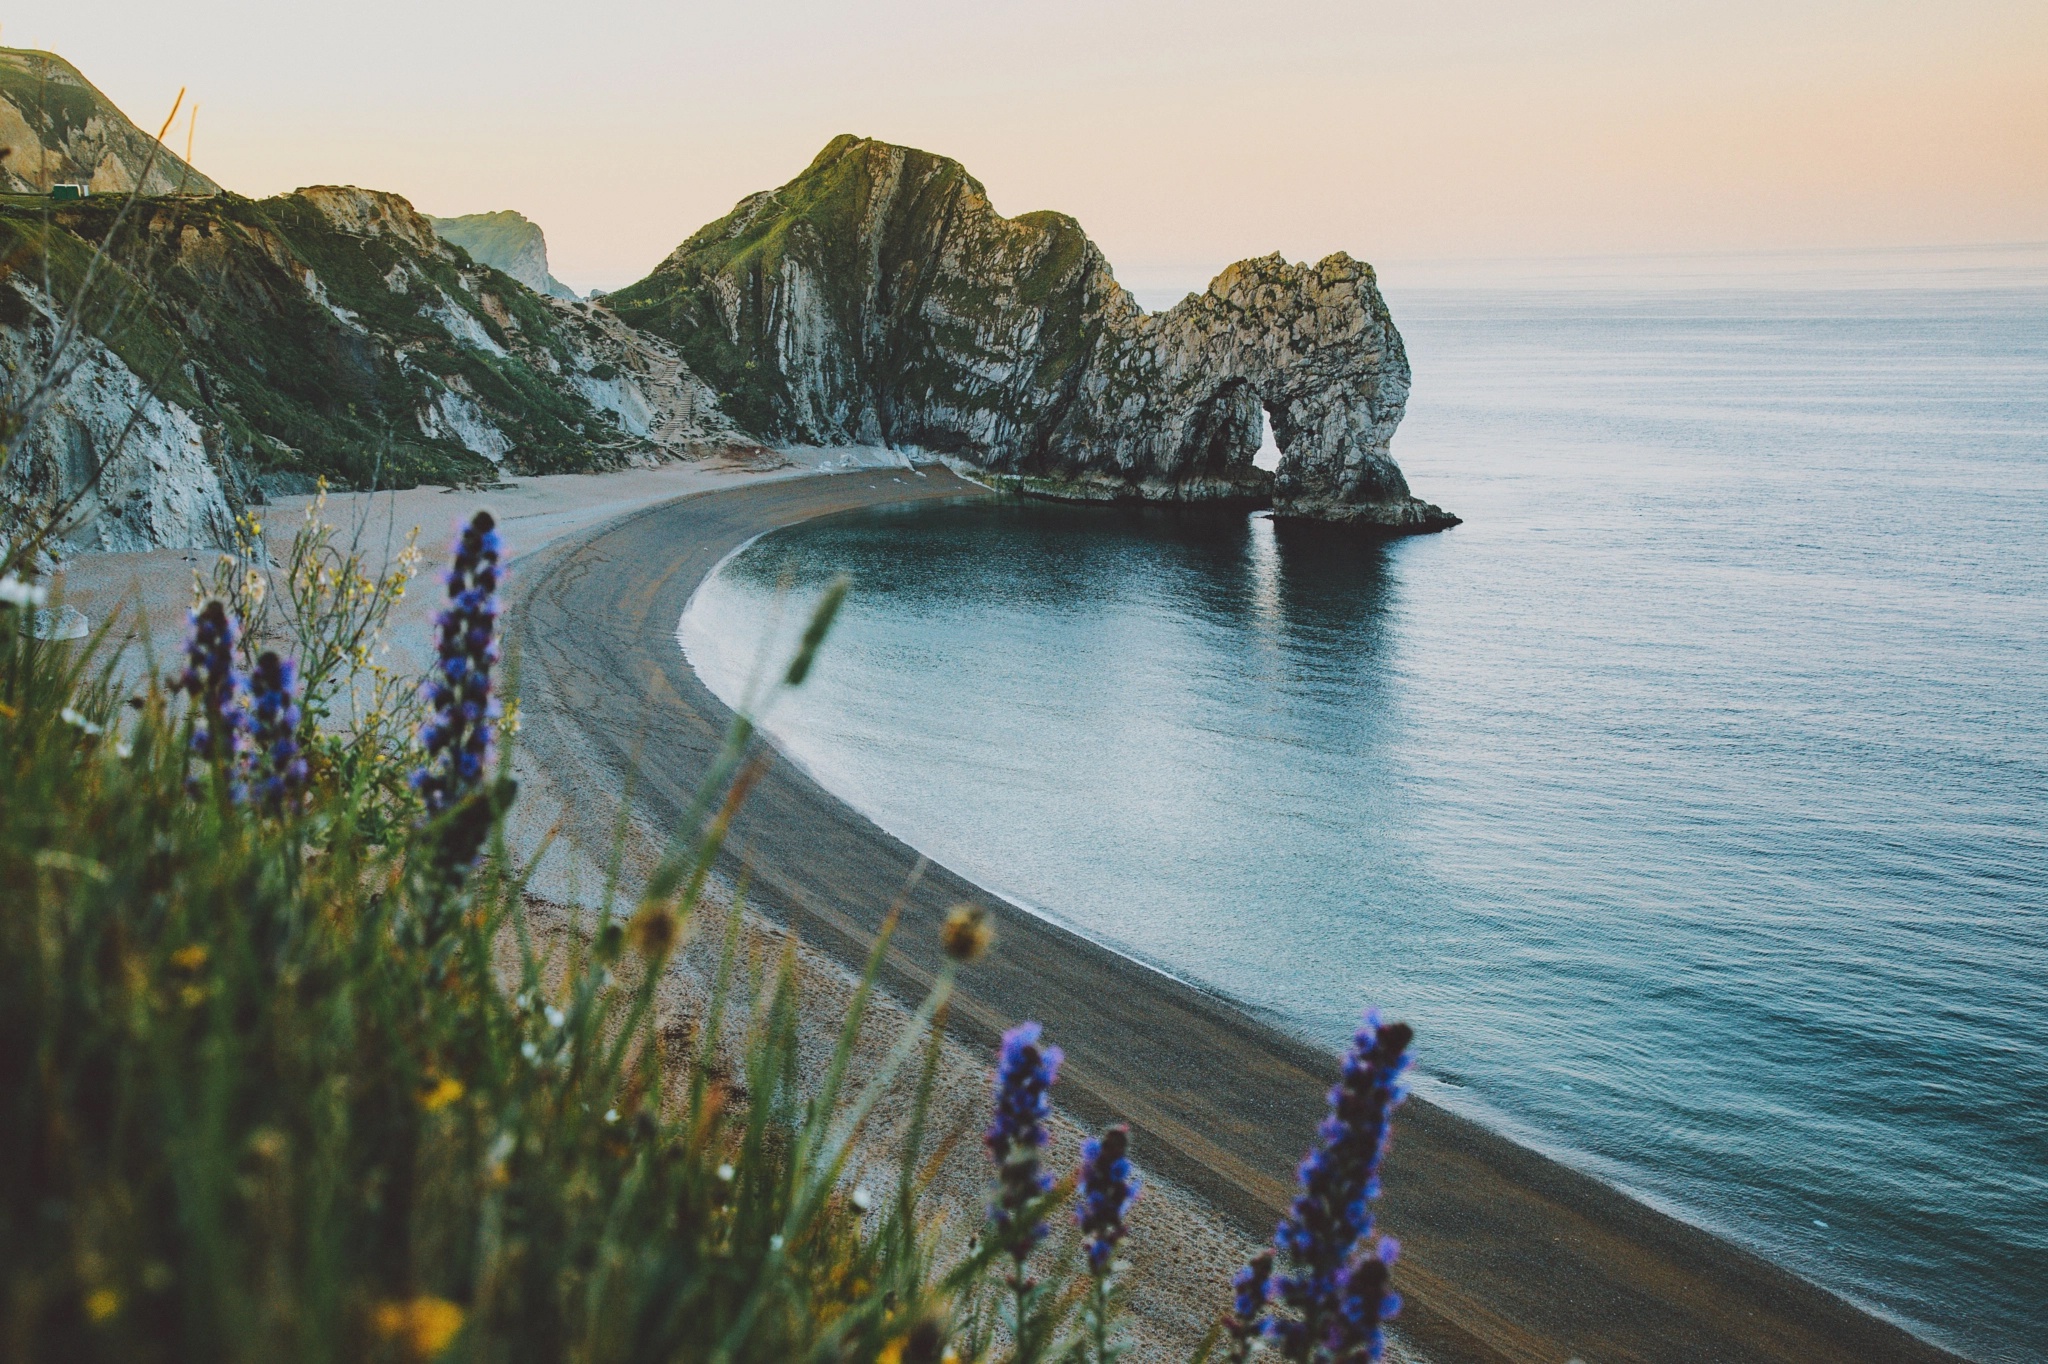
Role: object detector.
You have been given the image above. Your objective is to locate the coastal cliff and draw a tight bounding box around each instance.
[0,48,220,196]
[607,135,1454,531]
[427,209,581,300]
[1,52,1448,551]
[0,185,747,552]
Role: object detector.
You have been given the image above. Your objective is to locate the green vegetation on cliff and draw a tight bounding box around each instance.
[606,134,1107,452]
[426,209,579,300]
[1,187,649,495]
[0,47,221,196]
[13,191,581,487]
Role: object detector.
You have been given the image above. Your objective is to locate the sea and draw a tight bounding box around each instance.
[678,243,2048,1362]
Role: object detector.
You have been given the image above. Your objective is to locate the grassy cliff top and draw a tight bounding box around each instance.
[0,46,222,196]
[426,208,579,300]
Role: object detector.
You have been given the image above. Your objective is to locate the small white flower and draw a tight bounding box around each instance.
[850,1186,873,1213]
[716,1163,735,1182]
[544,1005,565,1029]
[60,707,102,736]
[768,1235,784,1252]
[604,1109,619,1123]
[0,574,48,609]
[520,1040,539,1062]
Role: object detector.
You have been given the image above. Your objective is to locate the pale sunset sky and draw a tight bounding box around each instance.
[11,0,2045,293]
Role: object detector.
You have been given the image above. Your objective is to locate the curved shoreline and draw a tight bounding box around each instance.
[510,467,1964,1364]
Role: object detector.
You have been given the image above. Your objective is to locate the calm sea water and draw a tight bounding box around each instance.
[680,251,2048,1362]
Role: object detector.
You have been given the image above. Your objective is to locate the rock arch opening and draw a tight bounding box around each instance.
[1253,405,1284,474]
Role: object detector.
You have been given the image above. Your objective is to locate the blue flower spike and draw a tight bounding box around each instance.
[986,1020,1063,1267]
[1224,1250,1276,1363]
[413,511,503,822]
[247,650,307,811]
[1255,1008,1413,1363]
[1077,1123,1140,1276]
[178,599,247,787]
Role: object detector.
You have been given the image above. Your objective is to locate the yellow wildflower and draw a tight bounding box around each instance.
[371,1296,465,1359]
[170,944,209,972]
[626,903,679,960]
[420,1076,465,1112]
[940,903,993,963]
[85,1288,120,1322]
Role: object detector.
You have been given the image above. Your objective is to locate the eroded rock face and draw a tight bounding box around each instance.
[608,135,1455,531]
[0,281,238,554]
[1056,253,1446,526]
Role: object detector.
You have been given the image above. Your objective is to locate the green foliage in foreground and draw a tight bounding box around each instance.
[0,511,1126,1364]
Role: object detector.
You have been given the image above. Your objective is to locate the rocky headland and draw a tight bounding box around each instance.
[608,134,1455,530]
[2,58,1451,555]
[426,209,581,301]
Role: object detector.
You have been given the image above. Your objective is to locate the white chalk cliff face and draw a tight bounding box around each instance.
[608,135,1455,532]
[545,297,741,450]
[0,282,236,554]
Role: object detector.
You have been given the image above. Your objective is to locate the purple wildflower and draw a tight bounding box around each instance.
[986,1021,1062,1265]
[1076,1124,1140,1275]
[1224,1251,1276,1364]
[1266,1009,1413,1364]
[413,511,502,818]
[247,650,307,810]
[177,599,246,776]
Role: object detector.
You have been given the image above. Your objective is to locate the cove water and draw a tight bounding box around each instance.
[680,246,2048,1362]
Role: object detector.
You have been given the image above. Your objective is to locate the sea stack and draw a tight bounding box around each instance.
[606,135,1456,533]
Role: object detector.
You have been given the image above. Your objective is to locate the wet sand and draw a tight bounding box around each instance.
[510,467,1964,1364]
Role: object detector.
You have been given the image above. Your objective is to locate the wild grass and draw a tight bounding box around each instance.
[0,517,974,1362]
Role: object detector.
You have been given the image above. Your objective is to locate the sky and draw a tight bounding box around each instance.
[8,0,2045,294]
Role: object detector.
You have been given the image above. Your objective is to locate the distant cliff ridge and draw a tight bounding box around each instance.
[0,185,747,553]
[428,209,580,300]
[607,134,1454,531]
[0,48,220,196]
